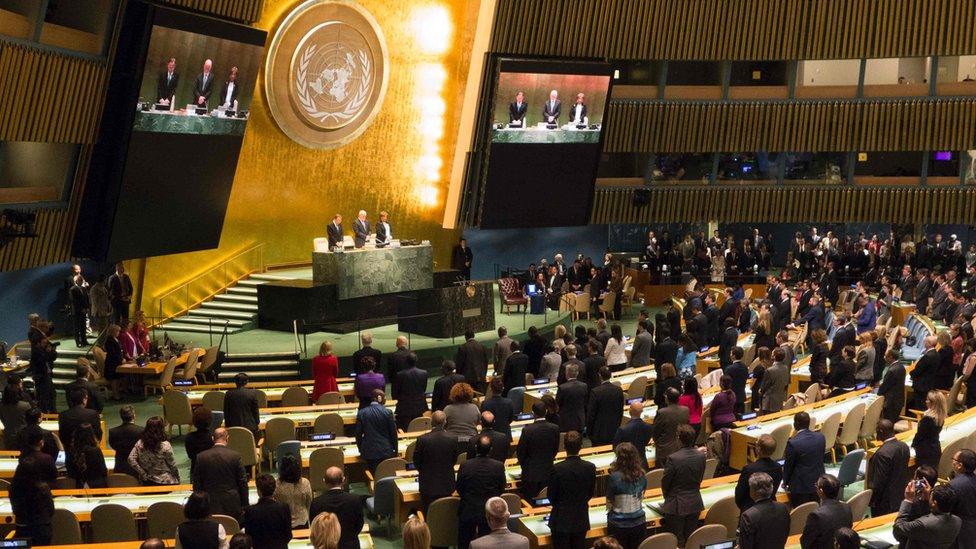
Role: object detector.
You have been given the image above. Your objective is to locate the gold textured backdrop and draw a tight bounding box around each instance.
[137,0,481,310]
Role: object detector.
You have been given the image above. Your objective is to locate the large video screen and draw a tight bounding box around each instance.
[479,59,613,229]
[73,2,267,262]
[134,25,263,135]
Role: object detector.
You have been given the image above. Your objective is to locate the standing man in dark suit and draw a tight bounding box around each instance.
[387,336,412,395]
[352,210,370,248]
[735,434,782,511]
[218,66,239,109]
[948,448,976,549]
[58,386,102,456]
[516,402,560,499]
[413,411,458,513]
[542,89,561,125]
[502,341,528,397]
[456,435,506,549]
[192,428,249,522]
[309,467,366,549]
[910,337,939,411]
[393,352,428,430]
[653,387,690,467]
[830,314,856,361]
[108,405,143,477]
[451,238,473,280]
[375,211,393,247]
[107,262,133,325]
[523,326,546,377]
[243,474,292,549]
[481,377,515,439]
[355,390,397,472]
[547,431,596,549]
[431,360,466,412]
[893,482,962,549]
[469,411,509,463]
[223,373,260,436]
[629,320,654,368]
[613,401,653,470]
[783,412,826,507]
[869,420,910,516]
[455,331,489,393]
[556,363,588,433]
[193,58,215,109]
[582,340,607,389]
[726,347,750,414]
[68,276,90,347]
[495,327,515,379]
[738,472,790,549]
[326,214,344,250]
[65,363,103,413]
[661,425,705,544]
[718,318,739,369]
[801,474,853,549]
[586,367,624,446]
[508,91,527,125]
[877,350,907,422]
[156,57,179,105]
[351,332,383,375]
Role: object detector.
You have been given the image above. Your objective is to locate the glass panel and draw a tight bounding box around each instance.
[728,61,789,99]
[963,151,976,185]
[853,151,924,184]
[664,61,723,99]
[40,0,117,56]
[648,154,714,184]
[935,55,976,96]
[597,152,655,179]
[783,153,848,184]
[611,61,663,100]
[0,0,40,40]
[0,141,79,204]
[795,60,860,98]
[716,153,781,183]
[863,57,930,97]
[927,150,961,185]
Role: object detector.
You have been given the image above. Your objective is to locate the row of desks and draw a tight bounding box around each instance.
[178,379,356,406]
[35,534,375,549]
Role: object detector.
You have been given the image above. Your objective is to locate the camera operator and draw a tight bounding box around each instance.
[28,315,58,413]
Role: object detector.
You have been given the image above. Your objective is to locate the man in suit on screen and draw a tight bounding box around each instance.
[353,210,370,248]
[542,89,560,124]
[194,58,215,109]
[509,90,527,125]
[156,57,179,105]
[327,214,343,250]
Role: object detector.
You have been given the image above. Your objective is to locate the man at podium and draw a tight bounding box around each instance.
[327,214,343,250]
[542,89,560,125]
[156,57,179,106]
[353,210,370,249]
[509,91,527,126]
[193,58,215,110]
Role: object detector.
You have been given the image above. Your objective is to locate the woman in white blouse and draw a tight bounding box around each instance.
[604,324,628,372]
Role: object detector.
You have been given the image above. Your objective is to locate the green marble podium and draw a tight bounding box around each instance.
[312,245,433,300]
[133,111,247,136]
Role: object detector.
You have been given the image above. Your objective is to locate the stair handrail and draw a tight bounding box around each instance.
[153,242,265,325]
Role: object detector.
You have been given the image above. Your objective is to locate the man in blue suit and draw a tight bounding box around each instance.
[791,294,826,333]
[783,412,826,507]
[354,389,397,472]
[612,400,654,470]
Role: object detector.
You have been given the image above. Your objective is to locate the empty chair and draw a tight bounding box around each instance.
[309,447,345,493]
[226,426,260,477]
[52,477,76,490]
[144,356,179,396]
[147,501,184,539]
[106,472,140,488]
[0,479,8,491]
[702,495,739,541]
[627,375,649,400]
[162,390,193,436]
[280,385,310,408]
[645,468,664,490]
[573,292,591,320]
[818,412,842,463]
[846,488,873,521]
[175,348,202,381]
[508,386,526,412]
[212,514,241,535]
[197,345,220,383]
[637,532,678,549]
[263,416,297,463]
[804,383,821,404]
[91,503,138,542]
[209,410,225,432]
[313,412,345,436]
[703,457,718,480]
[50,508,82,545]
[947,376,964,415]
[684,524,727,549]
[769,423,793,461]
[859,396,885,448]
[599,291,618,320]
[316,392,344,405]
[788,501,819,536]
[201,390,225,413]
[404,440,417,462]
[366,476,397,537]
[836,448,865,491]
[835,403,866,458]
[427,496,460,548]
[700,369,723,391]
[372,457,407,483]
[407,416,431,433]
[255,390,268,408]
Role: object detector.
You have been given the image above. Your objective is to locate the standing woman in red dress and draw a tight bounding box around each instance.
[311,341,339,403]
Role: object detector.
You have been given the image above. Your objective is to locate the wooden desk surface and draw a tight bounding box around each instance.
[785,513,896,548]
[117,350,195,375]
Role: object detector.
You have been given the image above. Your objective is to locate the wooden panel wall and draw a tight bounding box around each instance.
[491,0,976,60]
[604,98,976,153]
[0,43,106,143]
[158,0,265,23]
[591,187,976,225]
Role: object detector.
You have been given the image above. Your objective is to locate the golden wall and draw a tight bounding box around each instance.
[137,0,482,311]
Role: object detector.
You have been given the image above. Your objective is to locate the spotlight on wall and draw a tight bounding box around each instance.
[411,6,452,55]
[419,185,439,206]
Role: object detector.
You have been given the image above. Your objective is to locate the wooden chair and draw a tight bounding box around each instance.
[146,501,184,539]
[197,345,220,383]
[769,423,793,461]
[846,488,873,521]
[645,468,664,490]
[51,508,83,545]
[573,292,591,320]
[703,457,719,480]
[106,473,140,488]
[309,447,345,493]
[144,356,178,395]
[263,416,297,463]
[174,348,202,381]
[427,496,460,548]
[212,514,241,535]
[407,416,431,432]
[162,390,193,436]
[788,501,818,535]
[280,385,310,408]
[804,383,821,404]
[91,503,138,542]
[702,495,739,542]
[859,395,885,448]
[559,293,577,312]
[404,440,417,462]
[599,291,618,320]
[313,413,344,435]
[316,392,344,405]
[637,533,678,549]
[626,375,648,400]
[684,524,727,549]
[227,426,260,478]
[835,402,866,458]
[818,412,843,463]
[202,390,225,412]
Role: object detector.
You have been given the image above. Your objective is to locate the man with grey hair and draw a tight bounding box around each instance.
[352,331,382,375]
[738,472,790,548]
[353,209,369,248]
[556,362,588,433]
[470,496,529,549]
[493,326,512,375]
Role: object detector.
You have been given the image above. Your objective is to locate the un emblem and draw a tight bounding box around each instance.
[265,0,388,149]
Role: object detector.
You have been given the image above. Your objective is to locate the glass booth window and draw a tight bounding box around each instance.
[863,57,931,97]
[928,151,961,184]
[962,151,976,185]
[0,0,42,40]
[728,61,789,99]
[717,153,782,183]
[784,153,848,184]
[0,140,79,205]
[853,151,924,184]
[648,153,714,183]
[664,61,724,100]
[795,60,860,98]
[936,56,976,96]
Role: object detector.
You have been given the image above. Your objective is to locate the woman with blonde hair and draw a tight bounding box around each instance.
[553,325,568,352]
[402,517,431,549]
[753,309,775,349]
[854,331,876,383]
[309,512,341,549]
[912,390,947,469]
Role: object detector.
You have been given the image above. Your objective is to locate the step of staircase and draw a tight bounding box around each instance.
[168,316,247,328]
[158,321,238,334]
[189,307,256,320]
[212,293,258,304]
[227,285,258,295]
[220,359,298,369]
[205,300,258,312]
[217,369,296,381]
[225,351,298,360]
[219,351,301,383]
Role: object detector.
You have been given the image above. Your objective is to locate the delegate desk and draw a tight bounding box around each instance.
[257,398,433,429]
[516,474,787,549]
[394,445,658,527]
[867,405,976,469]
[522,365,658,412]
[729,389,875,469]
[117,349,199,377]
[178,379,356,406]
[0,450,116,479]
[0,417,106,449]
[785,513,896,548]
[35,535,375,549]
